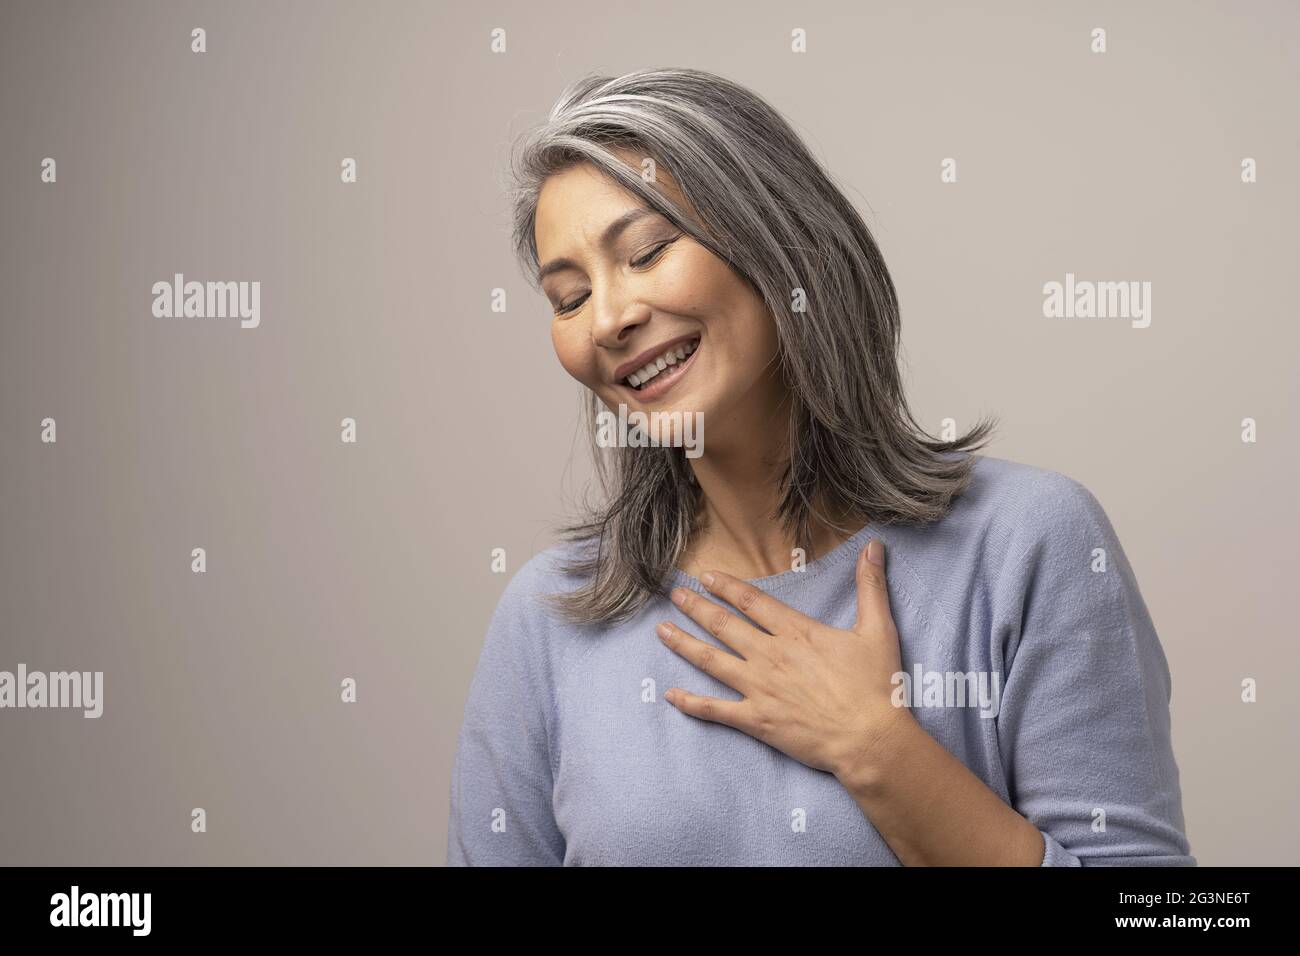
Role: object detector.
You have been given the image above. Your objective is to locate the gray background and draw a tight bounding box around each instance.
[0,0,1296,865]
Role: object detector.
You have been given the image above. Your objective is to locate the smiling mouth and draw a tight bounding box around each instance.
[622,335,701,392]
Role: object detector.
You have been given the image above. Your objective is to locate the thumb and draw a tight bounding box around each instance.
[852,537,893,635]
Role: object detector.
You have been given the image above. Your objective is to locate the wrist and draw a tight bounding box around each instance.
[833,705,918,797]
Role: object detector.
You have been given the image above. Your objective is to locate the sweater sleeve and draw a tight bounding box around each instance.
[446,562,565,866]
[995,475,1195,867]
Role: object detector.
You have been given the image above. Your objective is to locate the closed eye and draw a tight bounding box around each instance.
[553,234,680,316]
[554,293,587,316]
[630,236,678,268]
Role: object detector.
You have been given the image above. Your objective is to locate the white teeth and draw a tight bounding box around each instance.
[625,337,700,389]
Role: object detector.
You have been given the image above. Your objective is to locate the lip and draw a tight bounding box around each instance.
[612,333,702,383]
[618,336,701,403]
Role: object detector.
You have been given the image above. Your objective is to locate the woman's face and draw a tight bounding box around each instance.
[533,153,785,445]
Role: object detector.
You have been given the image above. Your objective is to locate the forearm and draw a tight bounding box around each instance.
[834,711,1045,866]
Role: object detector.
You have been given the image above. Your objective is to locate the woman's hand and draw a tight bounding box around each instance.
[658,537,916,786]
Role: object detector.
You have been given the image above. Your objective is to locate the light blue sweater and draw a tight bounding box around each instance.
[446,454,1195,866]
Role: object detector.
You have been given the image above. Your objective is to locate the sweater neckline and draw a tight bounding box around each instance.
[666,520,876,595]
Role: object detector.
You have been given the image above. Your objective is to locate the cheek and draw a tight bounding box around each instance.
[653,248,713,313]
[720,299,781,384]
[661,250,756,337]
[551,321,599,385]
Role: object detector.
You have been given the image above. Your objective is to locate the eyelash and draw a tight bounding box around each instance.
[553,236,678,316]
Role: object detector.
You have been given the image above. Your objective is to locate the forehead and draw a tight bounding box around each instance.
[534,153,689,252]
[535,162,635,239]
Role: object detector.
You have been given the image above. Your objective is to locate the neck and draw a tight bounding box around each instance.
[677,383,864,581]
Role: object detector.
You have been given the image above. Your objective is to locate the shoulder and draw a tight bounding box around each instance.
[927,456,1161,685]
[491,536,597,623]
[882,454,1124,621]
[895,453,1113,561]
[464,539,599,715]
[478,536,603,688]
[959,454,1116,566]
[956,456,1148,645]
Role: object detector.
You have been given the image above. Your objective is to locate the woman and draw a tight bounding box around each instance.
[446,67,1194,866]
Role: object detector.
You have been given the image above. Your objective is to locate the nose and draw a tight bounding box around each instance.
[590,280,652,352]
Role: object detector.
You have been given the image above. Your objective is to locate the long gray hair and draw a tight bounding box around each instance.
[509,67,997,625]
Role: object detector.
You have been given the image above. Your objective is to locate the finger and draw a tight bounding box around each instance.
[698,569,811,637]
[670,586,763,657]
[852,537,895,636]
[657,621,749,693]
[664,686,750,731]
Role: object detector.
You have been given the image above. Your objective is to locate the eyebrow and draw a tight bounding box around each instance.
[537,207,660,282]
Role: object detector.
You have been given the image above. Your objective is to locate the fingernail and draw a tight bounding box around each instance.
[867,538,884,566]
[671,588,687,606]
[657,621,672,640]
[701,572,715,588]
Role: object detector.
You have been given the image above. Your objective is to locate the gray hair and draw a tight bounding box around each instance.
[508,67,997,625]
